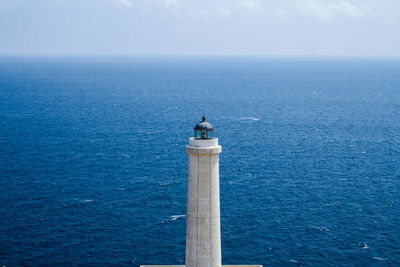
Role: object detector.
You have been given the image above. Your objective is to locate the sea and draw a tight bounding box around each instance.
[0,56,399,266]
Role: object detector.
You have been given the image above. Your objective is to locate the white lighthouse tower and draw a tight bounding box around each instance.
[185,117,222,267]
[141,117,261,267]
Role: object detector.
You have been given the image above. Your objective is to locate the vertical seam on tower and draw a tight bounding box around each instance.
[209,152,212,267]
[196,150,199,267]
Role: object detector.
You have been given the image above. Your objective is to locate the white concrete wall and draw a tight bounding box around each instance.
[186,138,222,267]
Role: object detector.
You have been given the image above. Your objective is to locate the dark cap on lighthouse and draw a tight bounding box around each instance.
[194,116,214,140]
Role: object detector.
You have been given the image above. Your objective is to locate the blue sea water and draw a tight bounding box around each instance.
[0,56,400,266]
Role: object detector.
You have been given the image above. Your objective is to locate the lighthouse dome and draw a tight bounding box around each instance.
[194,117,213,139]
[194,117,213,130]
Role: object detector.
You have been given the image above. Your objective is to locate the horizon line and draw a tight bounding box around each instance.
[1,53,400,60]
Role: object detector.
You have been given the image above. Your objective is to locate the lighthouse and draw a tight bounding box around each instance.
[141,118,261,267]
[185,117,222,267]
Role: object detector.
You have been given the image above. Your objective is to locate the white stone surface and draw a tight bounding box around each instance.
[185,138,222,267]
[189,137,219,148]
[141,137,261,267]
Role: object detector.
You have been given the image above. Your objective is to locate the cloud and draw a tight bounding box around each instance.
[164,0,178,6]
[331,0,364,18]
[216,6,233,16]
[1,0,399,56]
[238,0,261,11]
[304,1,333,19]
[118,0,133,8]
[300,0,365,19]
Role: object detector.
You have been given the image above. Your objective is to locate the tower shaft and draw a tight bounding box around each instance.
[186,138,222,267]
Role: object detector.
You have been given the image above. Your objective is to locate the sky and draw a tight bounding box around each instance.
[0,0,399,56]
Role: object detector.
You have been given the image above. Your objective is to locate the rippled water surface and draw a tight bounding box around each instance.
[1,57,400,266]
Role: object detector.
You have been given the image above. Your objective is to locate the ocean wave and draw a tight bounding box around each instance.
[170,215,186,221]
[111,187,127,191]
[80,199,95,203]
[239,117,260,121]
[311,226,330,232]
[373,257,388,261]
[361,242,369,249]
[160,214,186,224]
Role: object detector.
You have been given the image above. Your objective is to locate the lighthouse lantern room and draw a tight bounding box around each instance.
[194,116,214,140]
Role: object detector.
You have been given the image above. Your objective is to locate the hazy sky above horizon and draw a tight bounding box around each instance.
[0,0,399,56]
